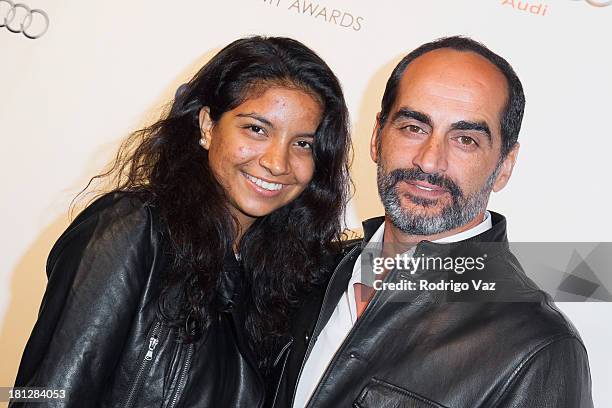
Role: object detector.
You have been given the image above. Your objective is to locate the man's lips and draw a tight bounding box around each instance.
[401,180,449,199]
[406,180,448,192]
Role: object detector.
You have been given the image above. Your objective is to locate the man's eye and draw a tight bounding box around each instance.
[404,125,425,134]
[457,136,477,146]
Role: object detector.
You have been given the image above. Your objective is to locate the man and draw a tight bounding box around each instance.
[270,36,593,407]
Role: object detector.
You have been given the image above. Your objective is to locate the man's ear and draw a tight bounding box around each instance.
[198,107,214,149]
[492,142,520,192]
[370,113,382,163]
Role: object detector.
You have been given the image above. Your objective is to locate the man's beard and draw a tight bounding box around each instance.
[376,163,500,236]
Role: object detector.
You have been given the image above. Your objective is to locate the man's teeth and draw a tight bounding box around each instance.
[415,185,434,191]
[245,174,283,191]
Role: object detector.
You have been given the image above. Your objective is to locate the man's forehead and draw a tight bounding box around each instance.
[389,49,508,138]
[395,49,508,111]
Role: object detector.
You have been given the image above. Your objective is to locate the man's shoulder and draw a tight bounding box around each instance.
[476,297,584,355]
[472,250,583,341]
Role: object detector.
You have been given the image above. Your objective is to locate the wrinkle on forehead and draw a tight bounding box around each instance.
[402,49,508,106]
[420,81,483,106]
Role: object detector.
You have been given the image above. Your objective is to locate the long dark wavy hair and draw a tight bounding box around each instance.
[79,36,351,372]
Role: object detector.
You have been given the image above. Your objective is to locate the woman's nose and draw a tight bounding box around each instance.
[259,142,290,176]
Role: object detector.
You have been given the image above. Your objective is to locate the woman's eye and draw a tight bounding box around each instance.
[295,140,313,150]
[248,125,264,135]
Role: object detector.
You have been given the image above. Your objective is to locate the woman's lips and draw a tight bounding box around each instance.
[242,172,285,197]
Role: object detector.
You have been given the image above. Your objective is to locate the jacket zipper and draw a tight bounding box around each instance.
[168,342,194,408]
[290,245,360,407]
[123,321,162,408]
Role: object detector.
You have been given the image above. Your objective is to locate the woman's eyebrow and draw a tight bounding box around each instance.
[236,113,274,128]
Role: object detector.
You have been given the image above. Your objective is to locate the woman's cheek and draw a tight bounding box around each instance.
[297,159,315,185]
[237,144,256,161]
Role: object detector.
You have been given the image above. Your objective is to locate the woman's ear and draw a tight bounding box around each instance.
[198,107,214,150]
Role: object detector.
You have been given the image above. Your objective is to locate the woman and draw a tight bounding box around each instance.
[12,36,350,407]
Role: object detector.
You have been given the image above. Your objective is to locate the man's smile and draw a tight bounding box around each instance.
[401,180,449,199]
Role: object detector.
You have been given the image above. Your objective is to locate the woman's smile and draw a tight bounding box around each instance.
[243,172,285,195]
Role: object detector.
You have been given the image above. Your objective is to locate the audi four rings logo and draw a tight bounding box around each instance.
[0,0,49,39]
[585,0,612,6]
[574,0,612,6]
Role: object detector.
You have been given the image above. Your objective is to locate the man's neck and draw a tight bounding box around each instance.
[381,211,487,258]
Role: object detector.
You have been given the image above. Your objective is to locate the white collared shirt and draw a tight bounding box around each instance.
[293,212,493,408]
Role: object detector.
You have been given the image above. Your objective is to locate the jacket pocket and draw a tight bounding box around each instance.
[353,378,448,408]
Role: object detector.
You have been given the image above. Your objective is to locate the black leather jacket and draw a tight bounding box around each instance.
[12,192,264,407]
[272,214,594,408]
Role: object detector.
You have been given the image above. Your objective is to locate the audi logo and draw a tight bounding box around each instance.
[0,0,49,39]
[572,0,612,6]
[586,0,612,6]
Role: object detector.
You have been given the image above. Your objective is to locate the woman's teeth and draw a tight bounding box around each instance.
[245,174,283,191]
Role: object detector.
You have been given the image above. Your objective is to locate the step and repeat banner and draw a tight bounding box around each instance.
[1,0,611,406]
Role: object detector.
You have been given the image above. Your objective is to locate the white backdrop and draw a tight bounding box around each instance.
[1,0,611,406]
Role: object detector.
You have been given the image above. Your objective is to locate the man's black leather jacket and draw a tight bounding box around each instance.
[12,192,265,407]
[271,214,594,408]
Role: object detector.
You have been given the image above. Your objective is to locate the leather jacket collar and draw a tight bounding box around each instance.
[362,211,508,244]
[361,211,509,260]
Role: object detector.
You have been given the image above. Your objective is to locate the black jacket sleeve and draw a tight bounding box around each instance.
[12,193,156,407]
[493,335,593,408]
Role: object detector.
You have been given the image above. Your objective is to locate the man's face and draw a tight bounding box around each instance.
[372,48,519,236]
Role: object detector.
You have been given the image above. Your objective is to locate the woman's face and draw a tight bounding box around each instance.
[199,86,322,230]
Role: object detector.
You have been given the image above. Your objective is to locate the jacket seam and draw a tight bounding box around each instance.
[542,301,583,339]
[503,256,547,296]
[47,193,150,272]
[490,333,585,407]
[46,211,100,273]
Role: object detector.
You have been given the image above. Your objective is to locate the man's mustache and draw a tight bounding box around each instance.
[385,168,463,199]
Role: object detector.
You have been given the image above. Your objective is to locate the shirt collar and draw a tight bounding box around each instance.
[350,211,493,286]
[365,211,492,247]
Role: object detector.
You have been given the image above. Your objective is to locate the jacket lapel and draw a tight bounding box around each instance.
[308,245,360,347]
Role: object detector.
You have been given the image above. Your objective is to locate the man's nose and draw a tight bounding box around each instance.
[412,135,448,174]
[259,141,290,176]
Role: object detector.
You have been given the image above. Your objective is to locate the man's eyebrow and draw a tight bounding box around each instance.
[450,120,492,145]
[391,108,432,127]
[236,113,273,128]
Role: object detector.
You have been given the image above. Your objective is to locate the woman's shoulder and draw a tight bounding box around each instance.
[48,190,164,272]
[71,190,156,226]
